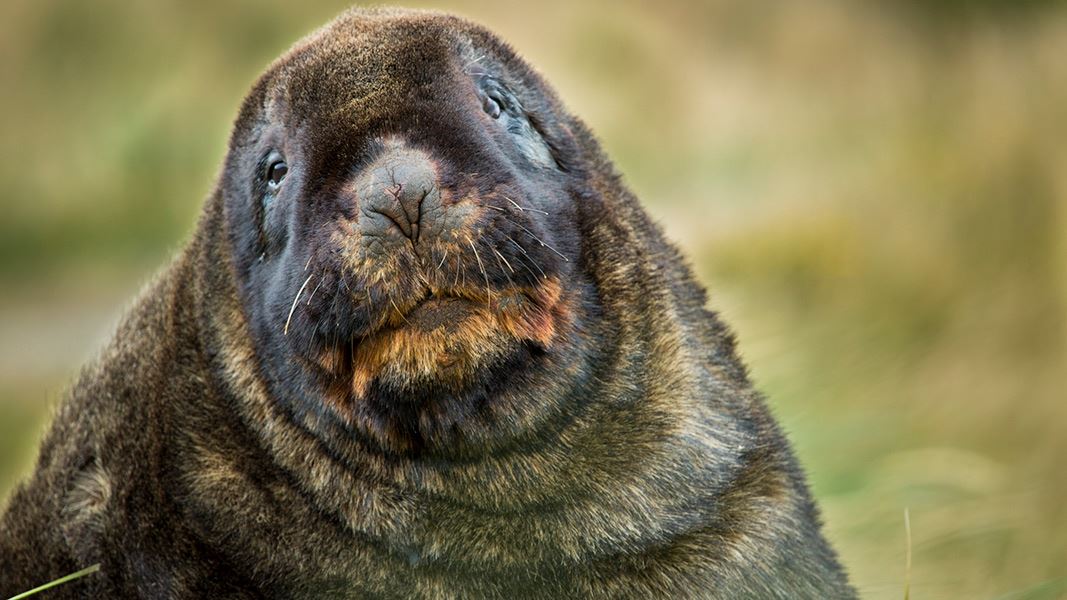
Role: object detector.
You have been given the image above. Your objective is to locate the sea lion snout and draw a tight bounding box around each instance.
[352,146,444,254]
[282,131,574,419]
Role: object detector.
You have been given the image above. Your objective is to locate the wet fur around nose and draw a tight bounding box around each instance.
[0,7,855,599]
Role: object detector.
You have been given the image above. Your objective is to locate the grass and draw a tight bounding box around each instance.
[904,509,911,600]
[1,1,1065,598]
[5,564,100,600]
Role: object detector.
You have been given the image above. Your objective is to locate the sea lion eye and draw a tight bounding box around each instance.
[483,91,504,119]
[267,159,288,187]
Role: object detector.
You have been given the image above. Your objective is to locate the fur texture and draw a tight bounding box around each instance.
[0,8,854,598]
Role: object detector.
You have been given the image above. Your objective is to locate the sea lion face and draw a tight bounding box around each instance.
[220,11,594,454]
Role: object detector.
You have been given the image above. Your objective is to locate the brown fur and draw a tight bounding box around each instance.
[0,8,854,598]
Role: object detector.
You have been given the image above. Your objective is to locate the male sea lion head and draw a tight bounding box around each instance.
[218,9,606,455]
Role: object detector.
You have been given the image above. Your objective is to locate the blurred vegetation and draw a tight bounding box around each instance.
[1,1,1065,598]
[895,0,1064,24]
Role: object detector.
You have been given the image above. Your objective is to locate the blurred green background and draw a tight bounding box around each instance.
[1,0,1064,597]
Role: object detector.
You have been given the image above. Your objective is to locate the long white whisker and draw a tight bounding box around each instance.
[498,215,569,262]
[468,236,491,309]
[502,194,548,215]
[306,271,325,306]
[284,274,314,336]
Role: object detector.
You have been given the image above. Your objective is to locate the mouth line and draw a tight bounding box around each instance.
[302,277,566,394]
[396,290,481,332]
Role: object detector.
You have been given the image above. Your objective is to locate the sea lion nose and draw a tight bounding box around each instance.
[364,158,435,244]
[356,149,440,248]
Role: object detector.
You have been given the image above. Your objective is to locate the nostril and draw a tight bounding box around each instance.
[411,188,430,245]
[366,205,415,240]
[365,182,433,246]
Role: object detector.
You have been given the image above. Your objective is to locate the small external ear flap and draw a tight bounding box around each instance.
[526,113,582,174]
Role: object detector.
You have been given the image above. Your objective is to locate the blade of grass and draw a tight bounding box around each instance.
[6,563,100,600]
[903,508,911,600]
[990,576,1067,600]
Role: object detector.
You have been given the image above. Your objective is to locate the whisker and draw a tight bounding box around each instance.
[416,269,432,290]
[490,245,515,274]
[306,271,325,306]
[467,236,492,309]
[318,279,342,355]
[496,214,569,262]
[389,297,410,325]
[505,235,548,279]
[284,274,314,336]
[502,194,548,215]
[479,237,515,286]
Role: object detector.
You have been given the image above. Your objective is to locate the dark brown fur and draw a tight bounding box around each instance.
[0,8,854,598]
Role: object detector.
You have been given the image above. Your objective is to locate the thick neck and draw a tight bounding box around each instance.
[190,188,745,577]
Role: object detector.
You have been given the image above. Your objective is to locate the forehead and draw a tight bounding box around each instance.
[261,11,500,123]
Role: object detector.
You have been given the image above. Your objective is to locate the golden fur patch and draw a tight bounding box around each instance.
[350,276,566,397]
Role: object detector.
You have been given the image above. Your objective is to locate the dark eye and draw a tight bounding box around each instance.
[267,159,288,187]
[483,92,503,119]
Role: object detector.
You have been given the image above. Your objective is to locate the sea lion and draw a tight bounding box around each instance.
[0,8,855,599]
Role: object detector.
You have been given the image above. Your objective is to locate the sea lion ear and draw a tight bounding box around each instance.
[542,119,582,174]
